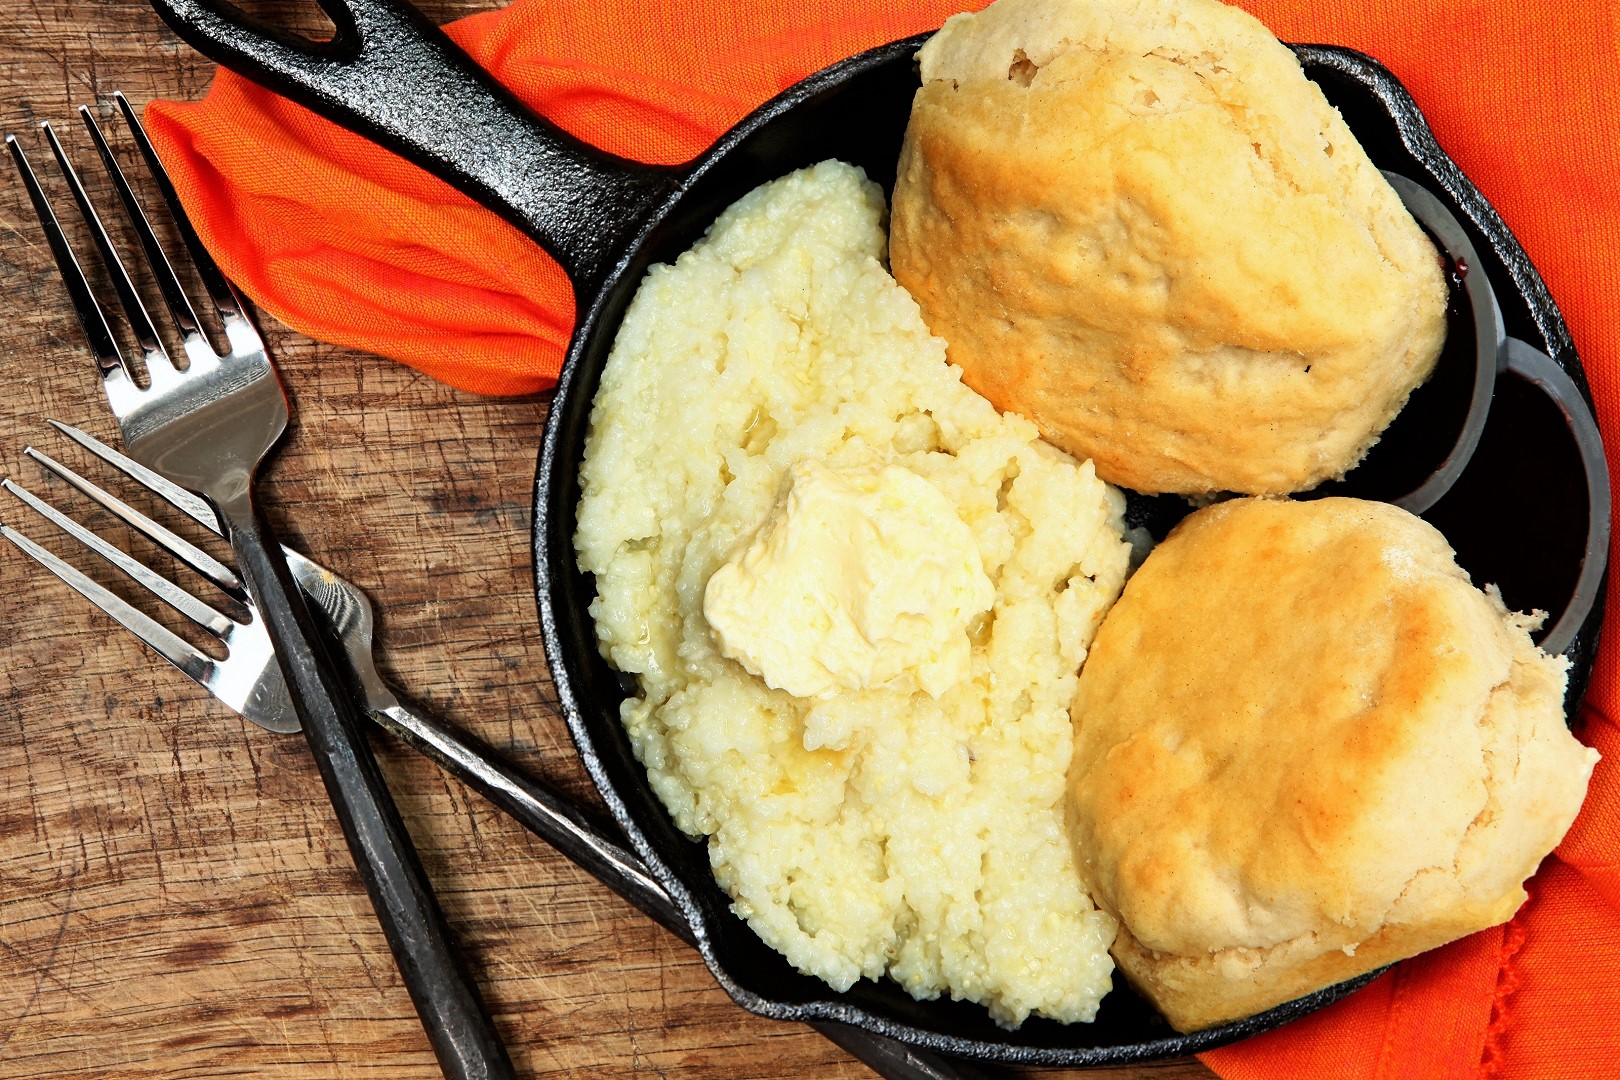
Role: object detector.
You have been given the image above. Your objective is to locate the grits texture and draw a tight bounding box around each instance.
[576,162,1130,1026]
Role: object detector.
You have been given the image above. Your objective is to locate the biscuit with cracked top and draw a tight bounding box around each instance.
[892,0,1449,495]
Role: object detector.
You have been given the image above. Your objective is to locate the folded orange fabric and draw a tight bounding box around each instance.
[145,0,1620,1076]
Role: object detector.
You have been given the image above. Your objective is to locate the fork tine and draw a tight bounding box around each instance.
[6,135,131,385]
[3,478,235,637]
[79,105,209,355]
[39,121,175,379]
[113,92,244,324]
[1,524,214,685]
[23,443,246,602]
[47,419,219,534]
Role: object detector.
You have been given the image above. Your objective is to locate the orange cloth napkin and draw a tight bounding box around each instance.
[145,1,1620,1076]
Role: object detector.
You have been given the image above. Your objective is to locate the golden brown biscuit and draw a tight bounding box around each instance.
[1067,498,1597,1031]
[891,0,1449,495]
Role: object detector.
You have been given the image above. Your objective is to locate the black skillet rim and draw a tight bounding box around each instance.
[533,35,1608,1067]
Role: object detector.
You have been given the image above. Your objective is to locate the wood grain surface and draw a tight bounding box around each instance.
[0,2,1219,1077]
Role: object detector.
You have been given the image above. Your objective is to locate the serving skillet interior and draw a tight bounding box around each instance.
[151,0,1611,1065]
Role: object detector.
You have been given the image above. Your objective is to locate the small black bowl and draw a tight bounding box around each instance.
[153,0,1609,1065]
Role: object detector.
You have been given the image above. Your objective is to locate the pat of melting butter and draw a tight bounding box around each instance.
[704,460,994,699]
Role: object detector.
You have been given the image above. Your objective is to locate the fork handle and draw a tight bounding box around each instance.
[371,701,685,941]
[217,490,515,1080]
[368,700,996,1080]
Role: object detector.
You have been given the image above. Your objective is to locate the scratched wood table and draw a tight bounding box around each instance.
[0,2,1218,1077]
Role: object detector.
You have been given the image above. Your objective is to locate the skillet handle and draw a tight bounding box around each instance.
[148,0,681,293]
[1501,337,1612,657]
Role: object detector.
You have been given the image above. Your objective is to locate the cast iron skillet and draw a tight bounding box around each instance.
[150,0,1610,1065]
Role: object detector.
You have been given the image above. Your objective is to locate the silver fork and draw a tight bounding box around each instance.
[2,419,680,927]
[7,96,513,1080]
[0,424,979,1080]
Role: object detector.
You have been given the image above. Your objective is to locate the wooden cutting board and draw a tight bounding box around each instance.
[0,1,1217,1076]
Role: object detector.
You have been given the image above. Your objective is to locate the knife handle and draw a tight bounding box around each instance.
[219,490,515,1080]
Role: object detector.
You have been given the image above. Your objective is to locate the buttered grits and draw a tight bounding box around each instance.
[574,161,1131,1026]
